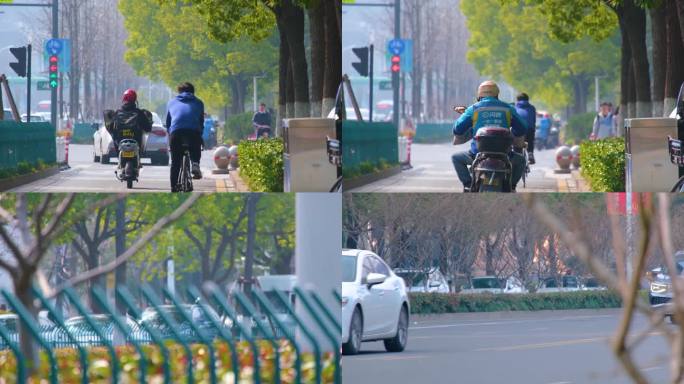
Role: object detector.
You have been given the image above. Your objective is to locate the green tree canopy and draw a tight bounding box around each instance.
[462,0,620,113]
[119,0,278,112]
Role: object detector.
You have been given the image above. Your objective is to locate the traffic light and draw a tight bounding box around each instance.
[9,46,27,78]
[49,54,59,88]
[391,54,401,73]
[352,46,370,77]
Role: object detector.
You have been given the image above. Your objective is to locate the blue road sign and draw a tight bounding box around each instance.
[43,39,71,72]
[386,39,413,73]
[387,39,405,55]
[45,39,62,55]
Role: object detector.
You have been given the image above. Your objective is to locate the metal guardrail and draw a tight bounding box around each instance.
[0,284,340,384]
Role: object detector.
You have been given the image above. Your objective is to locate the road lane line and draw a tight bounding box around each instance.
[351,355,427,362]
[475,336,608,352]
[411,315,615,330]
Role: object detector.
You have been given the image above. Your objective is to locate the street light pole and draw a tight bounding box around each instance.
[51,0,58,130]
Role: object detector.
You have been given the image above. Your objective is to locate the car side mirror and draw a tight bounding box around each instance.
[366,273,387,287]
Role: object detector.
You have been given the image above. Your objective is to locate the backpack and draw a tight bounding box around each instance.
[114,109,140,140]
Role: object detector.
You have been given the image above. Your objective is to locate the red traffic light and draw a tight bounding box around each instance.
[50,65,58,72]
[391,55,401,73]
[49,55,58,63]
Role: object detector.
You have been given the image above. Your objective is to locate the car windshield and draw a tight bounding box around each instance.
[472,278,501,289]
[152,113,163,125]
[263,291,293,313]
[141,306,189,326]
[563,276,579,288]
[342,255,357,282]
[395,271,427,287]
[585,278,600,288]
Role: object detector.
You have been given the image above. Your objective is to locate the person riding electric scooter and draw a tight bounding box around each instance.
[452,81,528,192]
[104,89,152,188]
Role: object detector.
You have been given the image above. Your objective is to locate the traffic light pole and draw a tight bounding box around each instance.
[393,0,400,130]
[26,44,31,123]
[369,44,374,123]
[51,0,59,130]
[0,1,59,128]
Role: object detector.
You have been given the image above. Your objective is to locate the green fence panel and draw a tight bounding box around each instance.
[0,284,338,384]
[0,121,56,169]
[72,123,95,144]
[414,123,453,144]
[342,121,398,170]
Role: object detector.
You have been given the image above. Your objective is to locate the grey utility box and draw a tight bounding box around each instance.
[283,118,337,192]
[625,117,678,192]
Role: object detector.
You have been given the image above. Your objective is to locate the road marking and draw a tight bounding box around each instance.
[475,336,607,352]
[411,314,615,331]
[546,381,572,384]
[352,354,426,362]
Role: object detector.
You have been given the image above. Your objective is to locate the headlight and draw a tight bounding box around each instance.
[341,296,349,306]
[651,282,670,294]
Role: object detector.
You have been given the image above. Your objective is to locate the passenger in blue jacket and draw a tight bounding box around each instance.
[452,80,527,192]
[514,93,537,164]
[166,82,205,192]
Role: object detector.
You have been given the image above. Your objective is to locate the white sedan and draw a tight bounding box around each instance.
[94,112,169,165]
[342,249,409,355]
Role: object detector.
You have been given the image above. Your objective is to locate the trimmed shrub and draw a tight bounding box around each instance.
[0,160,52,180]
[342,158,397,180]
[238,138,284,192]
[580,137,625,192]
[408,290,623,315]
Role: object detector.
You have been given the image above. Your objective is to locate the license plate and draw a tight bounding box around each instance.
[121,151,136,158]
[669,137,684,165]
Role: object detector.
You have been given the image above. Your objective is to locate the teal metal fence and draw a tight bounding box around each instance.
[0,284,340,384]
[72,123,96,144]
[414,123,453,144]
[0,121,56,169]
[342,121,398,172]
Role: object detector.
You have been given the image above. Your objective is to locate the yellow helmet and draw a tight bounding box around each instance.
[477,80,500,98]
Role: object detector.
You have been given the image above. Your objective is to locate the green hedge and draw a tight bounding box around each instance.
[408,290,623,314]
[563,112,595,145]
[580,137,625,192]
[238,138,284,192]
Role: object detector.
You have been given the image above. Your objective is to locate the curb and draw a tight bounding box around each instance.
[0,166,60,192]
[229,169,250,192]
[344,165,402,191]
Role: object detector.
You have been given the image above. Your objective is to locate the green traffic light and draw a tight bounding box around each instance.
[50,80,58,88]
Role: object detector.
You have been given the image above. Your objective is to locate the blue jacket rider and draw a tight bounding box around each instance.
[451,80,528,192]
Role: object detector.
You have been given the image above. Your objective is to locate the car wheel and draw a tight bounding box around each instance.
[384,305,408,353]
[342,307,363,355]
[94,154,100,162]
[159,154,169,166]
[101,154,110,164]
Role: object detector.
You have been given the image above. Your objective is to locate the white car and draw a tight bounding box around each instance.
[94,112,169,165]
[342,249,409,355]
[394,268,450,293]
[461,276,526,294]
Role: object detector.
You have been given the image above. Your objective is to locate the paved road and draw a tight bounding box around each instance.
[343,309,670,384]
[350,142,576,193]
[12,144,236,193]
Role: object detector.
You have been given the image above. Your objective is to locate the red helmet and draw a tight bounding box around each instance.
[122,89,137,103]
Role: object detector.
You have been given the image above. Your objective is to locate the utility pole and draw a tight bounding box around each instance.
[369,44,374,122]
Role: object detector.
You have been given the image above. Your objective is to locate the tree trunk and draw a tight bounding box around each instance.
[676,0,684,47]
[114,200,126,315]
[277,26,289,130]
[571,76,589,115]
[243,194,260,293]
[276,0,309,117]
[650,5,666,117]
[620,23,632,124]
[286,55,295,118]
[411,1,423,120]
[666,1,684,114]
[308,2,325,117]
[628,58,637,119]
[322,1,342,117]
[620,0,651,117]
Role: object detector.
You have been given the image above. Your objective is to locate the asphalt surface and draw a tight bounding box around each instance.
[343,309,671,384]
[350,142,573,193]
[11,144,235,193]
